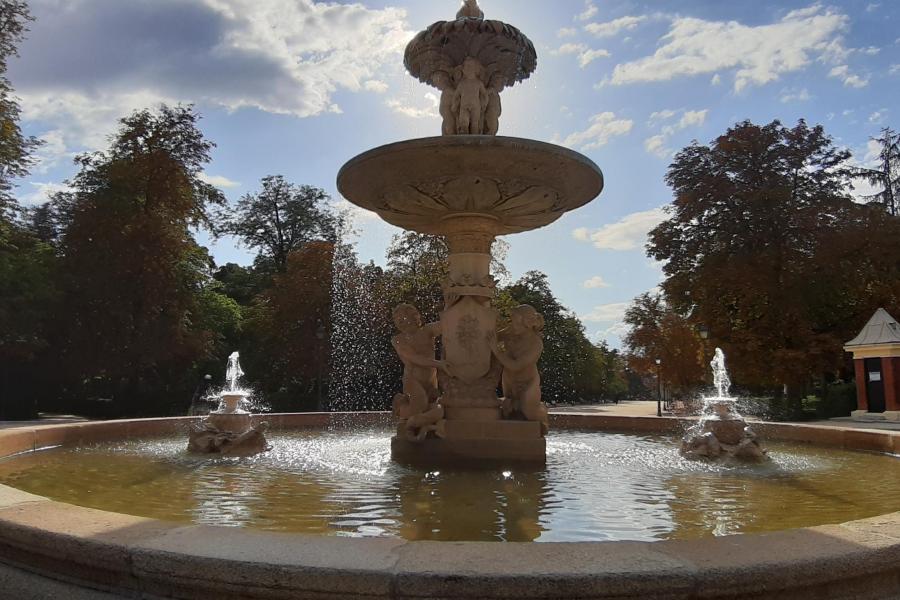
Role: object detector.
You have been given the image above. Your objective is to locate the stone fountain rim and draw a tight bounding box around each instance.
[337,135,602,182]
[336,136,605,236]
[0,413,899,600]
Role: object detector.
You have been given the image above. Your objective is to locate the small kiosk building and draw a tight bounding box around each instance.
[844,308,900,421]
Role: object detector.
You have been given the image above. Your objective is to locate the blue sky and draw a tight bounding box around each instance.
[10,0,898,347]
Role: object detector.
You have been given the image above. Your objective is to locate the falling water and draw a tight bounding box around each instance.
[226,352,244,393]
[328,240,400,413]
[710,348,731,401]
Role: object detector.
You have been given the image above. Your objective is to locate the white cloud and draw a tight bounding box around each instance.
[711,74,722,86]
[649,109,677,124]
[576,1,598,22]
[582,302,630,323]
[585,16,647,38]
[583,276,611,289]
[779,87,812,103]
[557,27,578,38]
[829,65,869,88]
[572,227,590,241]
[890,64,900,75]
[19,182,71,206]
[578,49,612,68]
[558,112,633,151]
[574,207,668,251]
[866,3,881,12]
[599,321,631,340]
[677,109,707,129]
[858,46,880,56]
[363,80,389,94]
[553,43,611,68]
[644,135,670,159]
[30,129,69,174]
[644,109,707,158]
[869,110,887,124]
[609,6,849,92]
[199,173,241,189]
[386,93,439,119]
[14,0,412,154]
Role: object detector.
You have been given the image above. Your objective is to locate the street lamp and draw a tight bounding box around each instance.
[698,324,710,340]
[655,358,662,417]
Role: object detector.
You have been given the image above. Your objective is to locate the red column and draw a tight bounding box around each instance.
[855,359,868,411]
[883,357,899,412]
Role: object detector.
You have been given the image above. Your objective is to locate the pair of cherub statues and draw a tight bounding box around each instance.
[391,303,548,442]
[433,58,504,136]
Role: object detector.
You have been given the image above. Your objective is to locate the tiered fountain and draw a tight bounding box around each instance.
[338,0,604,464]
[681,349,767,462]
[187,352,269,456]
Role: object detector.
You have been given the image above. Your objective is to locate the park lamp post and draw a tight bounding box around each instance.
[655,358,663,417]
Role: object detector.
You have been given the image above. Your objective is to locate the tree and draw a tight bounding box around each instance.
[623,292,705,396]
[53,104,226,415]
[852,127,899,216]
[0,219,58,418]
[648,119,895,407]
[222,175,339,273]
[241,241,335,412]
[503,271,604,403]
[0,0,41,219]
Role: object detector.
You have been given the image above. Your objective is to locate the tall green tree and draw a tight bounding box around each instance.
[852,127,899,216]
[648,119,898,406]
[503,271,603,403]
[53,105,227,415]
[0,0,40,219]
[222,175,339,273]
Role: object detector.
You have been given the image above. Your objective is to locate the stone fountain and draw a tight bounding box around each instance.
[337,0,604,464]
[681,349,767,462]
[187,352,270,456]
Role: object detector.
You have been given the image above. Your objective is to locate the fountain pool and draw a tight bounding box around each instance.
[2,426,900,543]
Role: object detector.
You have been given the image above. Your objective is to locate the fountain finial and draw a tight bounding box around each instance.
[457,0,484,20]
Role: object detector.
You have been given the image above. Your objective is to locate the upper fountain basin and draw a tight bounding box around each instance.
[337,136,604,236]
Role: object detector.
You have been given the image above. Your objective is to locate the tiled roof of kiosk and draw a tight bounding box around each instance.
[845,308,900,347]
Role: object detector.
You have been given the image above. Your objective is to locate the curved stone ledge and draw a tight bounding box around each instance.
[0,412,898,599]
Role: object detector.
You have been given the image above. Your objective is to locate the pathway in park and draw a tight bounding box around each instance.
[552,400,900,432]
[1,403,898,432]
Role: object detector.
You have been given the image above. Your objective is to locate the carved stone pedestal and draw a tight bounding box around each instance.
[187,413,270,457]
[391,420,545,466]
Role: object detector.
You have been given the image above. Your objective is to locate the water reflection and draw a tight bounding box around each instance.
[394,467,548,541]
[1,431,899,542]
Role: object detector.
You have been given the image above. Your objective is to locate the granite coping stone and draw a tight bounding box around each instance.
[0,414,898,599]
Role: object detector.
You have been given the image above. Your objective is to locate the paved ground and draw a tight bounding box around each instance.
[552,400,900,432]
[2,403,899,432]
[0,415,88,430]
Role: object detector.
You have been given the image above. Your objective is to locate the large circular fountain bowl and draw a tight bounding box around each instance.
[337,136,604,235]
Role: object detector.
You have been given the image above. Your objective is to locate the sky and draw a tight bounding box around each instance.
[10,0,898,348]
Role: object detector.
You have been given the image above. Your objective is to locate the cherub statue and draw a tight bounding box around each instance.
[453,57,489,135]
[457,0,484,20]
[432,70,458,136]
[392,303,451,441]
[489,305,549,435]
[484,72,506,136]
